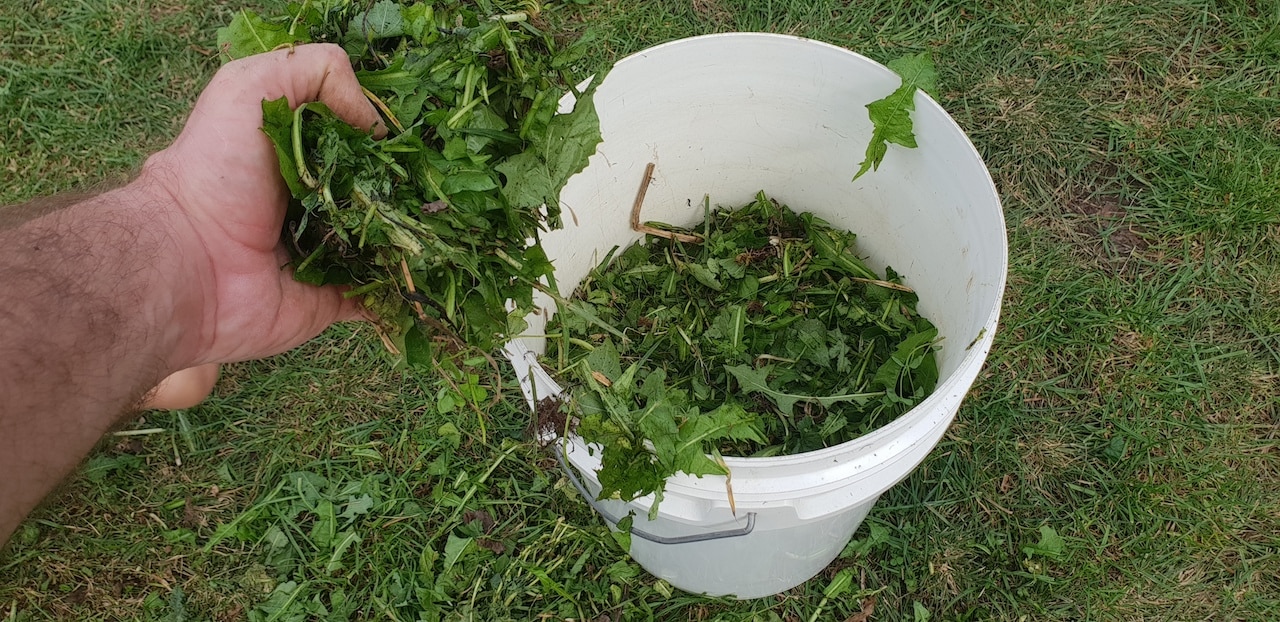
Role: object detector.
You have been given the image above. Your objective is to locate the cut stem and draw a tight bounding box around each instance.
[400,257,428,321]
[362,87,405,134]
[629,162,703,244]
[850,277,915,293]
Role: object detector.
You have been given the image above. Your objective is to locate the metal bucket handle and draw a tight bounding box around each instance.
[554,443,756,545]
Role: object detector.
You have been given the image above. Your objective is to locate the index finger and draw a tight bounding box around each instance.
[223,43,388,138]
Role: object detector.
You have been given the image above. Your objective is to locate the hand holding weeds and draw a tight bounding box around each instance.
[146,43,386,367]
[0,43,386,545]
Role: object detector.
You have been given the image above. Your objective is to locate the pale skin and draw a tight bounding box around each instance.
[0,44,387,546]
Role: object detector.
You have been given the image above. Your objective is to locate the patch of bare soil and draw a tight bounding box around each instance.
[693,0,734,25]
[1064,191,1149,261]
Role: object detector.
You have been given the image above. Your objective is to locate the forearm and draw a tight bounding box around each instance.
[0,177,199,545]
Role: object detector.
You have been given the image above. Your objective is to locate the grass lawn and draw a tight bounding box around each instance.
[2,0,1278,620]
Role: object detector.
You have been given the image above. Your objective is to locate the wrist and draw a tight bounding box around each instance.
[127,160,217,372]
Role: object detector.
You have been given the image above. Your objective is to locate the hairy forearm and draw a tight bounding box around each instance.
[0,178,197,545]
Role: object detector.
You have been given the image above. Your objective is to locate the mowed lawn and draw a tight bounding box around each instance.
[2,1,1277,620]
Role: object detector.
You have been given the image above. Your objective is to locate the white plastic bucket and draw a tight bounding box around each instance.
[505,33,1007,599]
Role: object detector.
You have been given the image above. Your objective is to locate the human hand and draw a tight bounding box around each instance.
[142,44,385,371]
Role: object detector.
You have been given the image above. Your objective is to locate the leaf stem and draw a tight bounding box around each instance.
[287,0,310,36]
[292,103,318,189]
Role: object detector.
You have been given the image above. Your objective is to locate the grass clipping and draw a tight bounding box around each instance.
[547,191,941,508]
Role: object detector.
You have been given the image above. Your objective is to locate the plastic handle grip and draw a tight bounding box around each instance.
[555,443,756,545]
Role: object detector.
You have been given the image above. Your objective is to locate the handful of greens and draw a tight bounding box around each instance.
[217,0,603,357]
[548,193,940,505]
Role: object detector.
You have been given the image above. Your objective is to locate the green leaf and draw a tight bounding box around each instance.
[216,10,307,60]
[887,53,939,97]
[853,53,937,180]
[823,568,854,599]
[167,585,188,622]
[288,471,328,505]
[442,534,473,573]
[803,213,877,280]
[870,326,939,397]
[440,170,498,194]
[325,530,361,573]
[611,514,634,553]
[310,500,336,548]
[495,79,603,219]
[352,0,405,40]
[718,305,746,351]
[913,601,932,622]
[404,323,433,370]
[82,454,142,483]
[672,404,764,476]
[437,422,462,448]
[1102,436,1128,462]
[790,318,830,366]
[401,3,436,44]
[687,262,723,291]
[260,97,304,197]
[254,581,307,622]
[726,364,880,415]
[340,494,375,520]
[595,440,665,501]
[1023,525,1066,560]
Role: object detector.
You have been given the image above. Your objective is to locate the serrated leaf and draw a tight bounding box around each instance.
[611,514,633,553]
[404,324,433,370]
[496,78,603,220]
[726,364,880,415]
[803,213,877,279]
[310,500,336,548]
[853,53,938,180]
[401,4,435,44]
[887,52,939,97]
[687,262,723,291]
[289,471,328,505]
[870,326,939,396]
[340,494,375,520]
[584,340,622,382]
[672,404,764,477]
[595,441,665,501]
[913,601,932,622]
[254,581,307,622]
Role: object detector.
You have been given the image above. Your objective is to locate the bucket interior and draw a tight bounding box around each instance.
[514,33,1005,388]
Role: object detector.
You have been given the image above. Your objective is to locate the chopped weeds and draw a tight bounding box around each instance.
[548,192,940,504]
